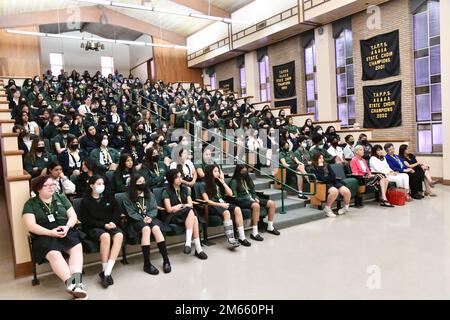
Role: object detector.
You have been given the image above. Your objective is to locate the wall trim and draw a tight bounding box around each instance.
[14,262,33,278]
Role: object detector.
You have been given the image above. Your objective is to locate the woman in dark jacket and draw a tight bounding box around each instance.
[59,135,83,177]
[79,175,123,288]
[79,124,98,156]
[309,153,351,218]
[114,153,136,193]
[123,134,145,165]
[108,123,127,152]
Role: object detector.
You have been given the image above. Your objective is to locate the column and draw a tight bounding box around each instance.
[244,51,261,102]
[441,0,450,184]
[315,24,338,121]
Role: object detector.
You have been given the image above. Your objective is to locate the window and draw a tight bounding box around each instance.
[258,55,270,101]
[101,56,114,77]
[240,66,247,97]
[335,29,355,126]
[413,0,441,153]
[49,53,63,76]
[210,72,217,90]
[304,41,318,120]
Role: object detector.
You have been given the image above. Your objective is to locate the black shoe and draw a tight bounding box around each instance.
[239,239,251,247]
[105,275,114,286]
[98,271,105,281]
[298,194,308,200]
[412,194,423,200]
[267,228,280,236]
[250,234,264,241]
[143,264,159,275]
[380,201,394,208]
[195,251,208,260]
[163,261,171,273]
[100,275,110,288]
[184,245,191,255]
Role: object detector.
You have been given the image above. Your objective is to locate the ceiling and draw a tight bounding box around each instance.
[0,0,256,38]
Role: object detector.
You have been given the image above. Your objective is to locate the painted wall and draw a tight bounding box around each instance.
[129,34,153,70]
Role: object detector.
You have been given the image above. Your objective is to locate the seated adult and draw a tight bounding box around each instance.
[79,175,124,288]
[384,143,423,200]
[229,164,280,241]
[90,134,120,173]
[139,148,168,190]
[399,144,435,197]
[46,161,76,196]
[309,153,351,217]
[22,175,88,299]
[169,148,197,190]
[24,138,56,178]
[369,144,410,194]
[162,169,207,259]
[350,145,393,207]
[200,165,250,249]
[279,141,308,199]
[356,133,373,162]
[122,174,172,275]
[59,135,82,177]
[343,135,356,162]
[114,153,136,193]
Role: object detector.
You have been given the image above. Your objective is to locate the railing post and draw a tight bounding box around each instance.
[280,168,286,214]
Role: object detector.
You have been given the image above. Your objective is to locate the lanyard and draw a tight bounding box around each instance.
[40,197,58,216]
[216,185,222,199]
[175,188,182,204]
[136,197,146,216]
[154,162,160,176]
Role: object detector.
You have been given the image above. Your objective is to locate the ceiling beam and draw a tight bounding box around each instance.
[0,6,186,45]
[169,0,230,18]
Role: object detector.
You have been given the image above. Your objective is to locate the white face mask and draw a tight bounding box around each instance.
[101,139,109,147]
[95,185,105,194]
[181,140,189,146]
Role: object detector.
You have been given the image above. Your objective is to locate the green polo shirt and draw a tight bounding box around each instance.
[162,186,190,206]
[293,148,310,166]
[22,193,72,226]
[279,150,297,166]
[199,182,225,202]
[229,178,257,201]
[139,161,168,188]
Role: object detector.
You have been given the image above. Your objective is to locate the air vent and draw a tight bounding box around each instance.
[256,21,266,30]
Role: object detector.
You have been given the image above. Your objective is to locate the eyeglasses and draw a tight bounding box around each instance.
[43,183,56,188]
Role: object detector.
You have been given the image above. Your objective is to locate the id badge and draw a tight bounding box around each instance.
[48,214,55,222]
[218,198,225,203]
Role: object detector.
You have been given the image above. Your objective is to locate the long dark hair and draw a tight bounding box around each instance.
[128,174,149,202]
[231,164,253,192]
[311,152,328,174]
[399,144,409,159]
[371,144,384,160]
[86,174,104,196]
[204,164,224,198]
[143,147,157,170]
[118,153,133,172]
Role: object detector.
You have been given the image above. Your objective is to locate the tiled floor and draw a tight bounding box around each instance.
[1,186,450,300]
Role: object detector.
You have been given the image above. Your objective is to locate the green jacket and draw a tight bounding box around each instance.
[279,150,298,166]
[308,146,334,163]
[114,168,133,193]
[90,147,120,172]
[229,178,257,201]
[24,152,56,178]
[123,193,158,222]
[294,147,311,166]
[139,161,168,188]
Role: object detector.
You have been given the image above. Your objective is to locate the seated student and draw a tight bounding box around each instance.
[114,153,136,193]
[169,148,197,190]
[384,143,423,200]
[195,147,224,180]
[75,158,101,196]
[294,137,312,169]
[52,122,71,155]
[308,133,336,164]
[16,111,41,140]
[309,153,351,218]
[279,141,308,199]
[200,164,250,249]
[13,125,30,155]
[106,104,123,126]
[59,135,82,177]
[162,169,207,260]
[139,148,168,190]
[327,136,345,163]
[24,138,56,178]
[90,134,120,173]
[122,174,172,275]
[69,113,86,138]
[46,161,76,196]
[79,124,98,156]
[324,126,339,147]
[343,135,356,161]
[44,114,61,141]
[108,123,127,152]
[79,175,124,288]
[123,134,145,165]
[22,175,88,299]
[399,144,436,197]
[350,145,393,208]
[134,121,152,149]
[369,144,411,194]
[229,164,280,241]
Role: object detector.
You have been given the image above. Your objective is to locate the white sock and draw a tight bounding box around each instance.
[193,238,203,253]
[267,221,274,231]
[104,259,115,276]
[252,225,258,236]
[345,204,350,210]
[102,263,107,271]
[238,226,246,240]
[185,229,193,247]
[325,206,331,210]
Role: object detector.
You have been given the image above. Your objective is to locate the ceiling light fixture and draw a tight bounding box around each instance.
[75,0,252,25]
[5,29,188,50]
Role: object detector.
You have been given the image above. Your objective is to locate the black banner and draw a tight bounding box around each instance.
[360,30,400,80]
[363,80,402,128]
[275,98,297,114]
[273,61,296,99]
[219,78,234,93]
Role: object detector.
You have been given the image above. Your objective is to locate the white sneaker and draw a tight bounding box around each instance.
[324,207,336,218]
[227,239,240,250]
[67,283,88,300]
[337,207,348,215]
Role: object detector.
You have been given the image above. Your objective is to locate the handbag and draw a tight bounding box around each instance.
[386,188,406,206]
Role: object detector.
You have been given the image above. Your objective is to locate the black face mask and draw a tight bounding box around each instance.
[152,155,160,162]
[117,131,124,136]
[36,146,45,153]
[130,140,138,147]
[70,144,79,150]
[159,140,165,146]
[62,129,69,134]
[137,128,144,134]
[135,183,147,192]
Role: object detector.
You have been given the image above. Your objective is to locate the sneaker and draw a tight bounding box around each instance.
[67,283,88,300]
[227,239,240,250]
[337,207,348,215]
[324,207,336,218]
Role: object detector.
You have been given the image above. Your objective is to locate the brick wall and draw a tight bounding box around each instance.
[214,58,241,94]
[268,35,307,114]
[352,0,417,152]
